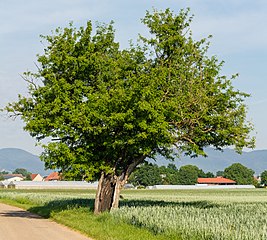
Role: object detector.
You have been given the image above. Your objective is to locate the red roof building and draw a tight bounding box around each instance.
[45,172,60,181]
[197,176,236,185]
[30,173,43,181]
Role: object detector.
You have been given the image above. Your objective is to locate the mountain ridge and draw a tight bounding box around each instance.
[152,148,267,175]
[0,148,49,175]
[1,147,267,176]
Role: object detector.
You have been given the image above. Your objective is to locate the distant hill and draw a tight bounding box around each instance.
[1,147,267,177]
[0,148,49,175]
[153,148,267,175]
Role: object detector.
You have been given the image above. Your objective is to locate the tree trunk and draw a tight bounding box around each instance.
[94,156,146,214]
[94,172,125,214]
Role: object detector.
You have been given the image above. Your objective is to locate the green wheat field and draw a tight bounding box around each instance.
[0,188,267,240]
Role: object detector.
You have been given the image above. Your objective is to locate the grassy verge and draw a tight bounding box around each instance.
[52,208,180,240]
[0,189,179,240]
[0,197,36,210]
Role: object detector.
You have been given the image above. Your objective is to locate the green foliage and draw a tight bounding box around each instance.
[166,163,178,172]
[5,8,254,180]
[223,163,254,185]
[129,163,162,187]
[129,163,213,186]
[13,168,31,180]
[205,172,215,178]
[260,170,267,186]
[159,164,180,185]
[216,170,224,177]
[0,171,9,181]
[252,177,261,188]
[13,168,28,176]
[177,165,201,185]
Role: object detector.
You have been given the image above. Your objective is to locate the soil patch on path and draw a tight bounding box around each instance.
[0,203,92,240]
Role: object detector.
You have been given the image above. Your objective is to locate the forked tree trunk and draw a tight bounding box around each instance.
[94,156,146,214]
[94,172,125,214]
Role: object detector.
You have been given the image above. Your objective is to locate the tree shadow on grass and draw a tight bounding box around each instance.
[28,197,219,219]
[28,198,95,218]
[120,199,220,209]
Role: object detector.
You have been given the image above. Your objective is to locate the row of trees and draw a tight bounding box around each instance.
[128,163,212,186]
[128,162,263,187]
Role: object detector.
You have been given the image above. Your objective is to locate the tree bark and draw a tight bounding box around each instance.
[94,156,146,214]
[94,172,117,214]
[93,172,128,214]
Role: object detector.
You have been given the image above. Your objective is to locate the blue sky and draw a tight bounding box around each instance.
[1,0,267,154]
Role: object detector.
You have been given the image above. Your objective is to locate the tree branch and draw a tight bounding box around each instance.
[20,74,38,90]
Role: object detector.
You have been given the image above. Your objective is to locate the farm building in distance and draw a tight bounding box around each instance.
[44,172,61,181]
[150,177,254,190]
[197,176,236,185]
[7,181,98,189]
[2,174,24,182]
[30,173,43,181]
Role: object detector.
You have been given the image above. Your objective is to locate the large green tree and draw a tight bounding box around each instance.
[13,168,32,180]
[224,163,254,185]
[260,170,267,186]
[5,8,254,213]
[13,168,30,176]
[159,164,180,185]
[178,165,203,185]
[128,163,162,187]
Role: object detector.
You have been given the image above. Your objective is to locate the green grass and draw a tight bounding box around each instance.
[0,189,175,240]
[52,208,172,240]
[1,188,267,239]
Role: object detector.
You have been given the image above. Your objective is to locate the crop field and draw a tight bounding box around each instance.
[0,188,267,240]
[114,189,267,239]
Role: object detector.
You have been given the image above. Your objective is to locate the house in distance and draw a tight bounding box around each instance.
[30,173,43,181]
[3,174,24,182]
[44,172,60,181]
[197,176,236,185]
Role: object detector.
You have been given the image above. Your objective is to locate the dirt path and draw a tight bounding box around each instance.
[0,203,93,240]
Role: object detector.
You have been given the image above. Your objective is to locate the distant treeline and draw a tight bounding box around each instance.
[127,162,267,187]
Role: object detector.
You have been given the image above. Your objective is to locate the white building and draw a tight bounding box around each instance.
[8,181,98,189]
[3,174,24,182]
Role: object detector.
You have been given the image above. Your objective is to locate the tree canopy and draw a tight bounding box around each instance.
[129,163,215,186]
[13,168,30,176]
[13,168,32,180]
[5,8,254,213]
[178,165,203,185]
[128,162,162,187]
[224,163,254,185]
[159,164,180,185]
[260,170,267,186]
